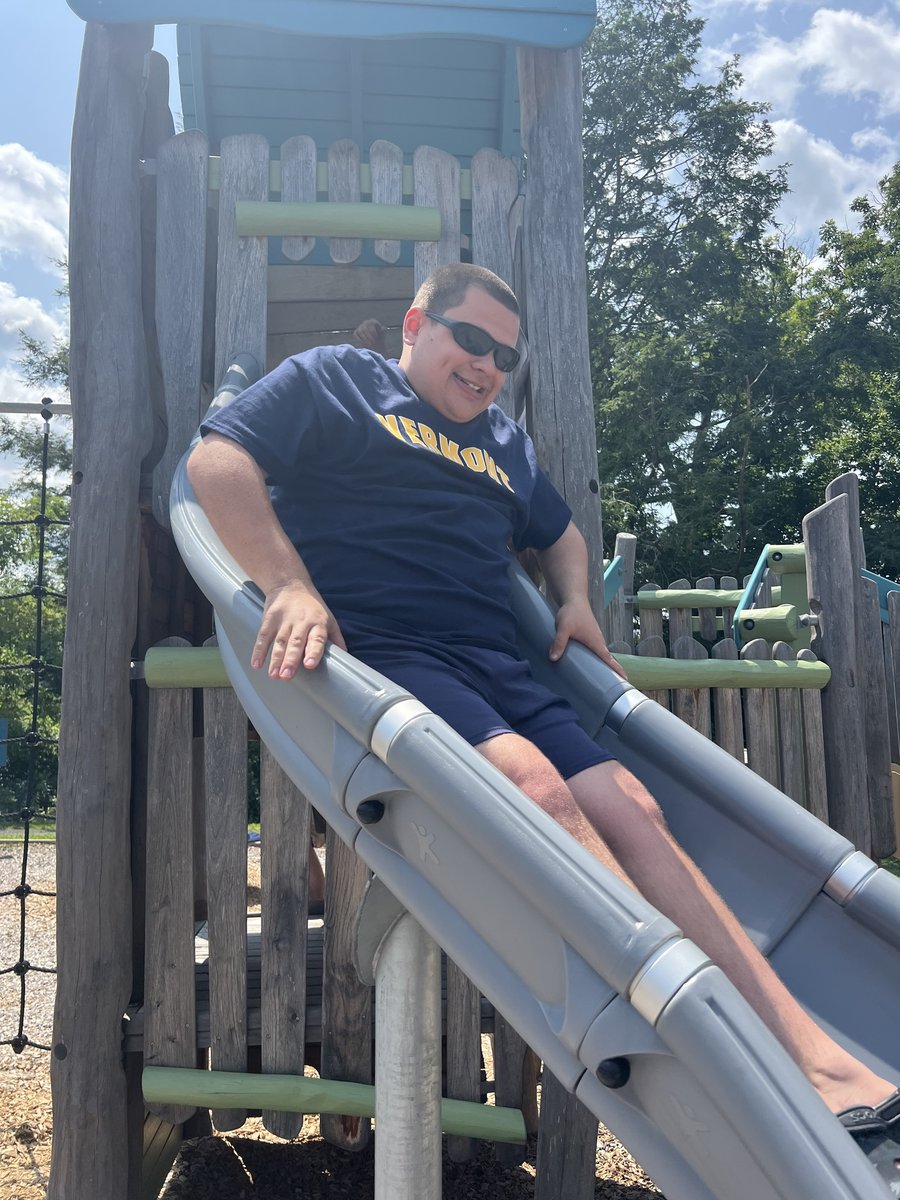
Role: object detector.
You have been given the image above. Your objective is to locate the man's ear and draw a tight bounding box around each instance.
[402,306,425,347]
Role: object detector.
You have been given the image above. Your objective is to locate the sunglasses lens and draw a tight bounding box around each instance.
[493,346,520,372]
[455,323,519,372]
[452,322,494,359]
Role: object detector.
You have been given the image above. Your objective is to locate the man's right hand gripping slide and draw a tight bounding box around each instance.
[252,579,347,679]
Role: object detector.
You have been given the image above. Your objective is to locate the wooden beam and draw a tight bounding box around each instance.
[49,23,154,1200]
[267,264,413,304]
[517,46,605,622]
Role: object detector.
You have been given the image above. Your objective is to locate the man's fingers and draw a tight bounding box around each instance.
[300,626,328,671]
[548,630,569,662]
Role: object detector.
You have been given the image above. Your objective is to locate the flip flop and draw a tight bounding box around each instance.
[877,1090,900,1129]
[839,1103,900,1196]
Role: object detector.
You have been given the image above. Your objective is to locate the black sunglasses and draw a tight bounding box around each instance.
[424,311,524,373]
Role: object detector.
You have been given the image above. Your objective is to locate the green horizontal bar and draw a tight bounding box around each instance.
[737,604,801,644]
[635,589,744,610]
[142,1067,526,1144]
[144,647,229,688]
[614,654,829,690]
[146,644,829,691]
[235,200,441,241]
[766,544,806,573]
[206,157,473,201]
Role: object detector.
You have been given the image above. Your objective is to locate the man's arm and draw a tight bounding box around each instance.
[536,520,627,679]
[186,433,346,677]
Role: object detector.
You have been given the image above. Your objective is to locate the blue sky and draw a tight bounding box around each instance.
[1,1,898,427]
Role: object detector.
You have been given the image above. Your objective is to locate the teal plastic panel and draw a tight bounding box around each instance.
[66,0,596,48]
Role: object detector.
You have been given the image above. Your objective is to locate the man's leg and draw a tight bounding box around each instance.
[478,732,896,1114]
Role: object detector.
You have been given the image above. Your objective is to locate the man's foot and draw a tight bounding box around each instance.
[839,1093,900,1195]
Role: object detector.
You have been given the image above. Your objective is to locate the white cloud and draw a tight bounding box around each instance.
[771,118,894,241]
[722,8,900,119]
[734,35,807,112]
[0,362,66,409]
[803,8,900,113]
[0,144,68,273]
[0,281,66,359]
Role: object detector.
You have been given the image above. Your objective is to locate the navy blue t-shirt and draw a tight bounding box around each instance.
[201,345,572,655]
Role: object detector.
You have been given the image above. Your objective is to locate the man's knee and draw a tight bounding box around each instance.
[569,761,669,843]
[476,732,572,813]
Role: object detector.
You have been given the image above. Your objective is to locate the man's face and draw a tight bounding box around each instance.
[399,286,520,423]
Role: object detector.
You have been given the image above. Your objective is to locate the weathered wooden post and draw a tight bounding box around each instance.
[50,22,155,1200]
[517,45,606,624]
[803,492,871,852]
[516,46,603,1197]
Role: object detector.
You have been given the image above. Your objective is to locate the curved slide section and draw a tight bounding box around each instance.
[172,440,899,1199]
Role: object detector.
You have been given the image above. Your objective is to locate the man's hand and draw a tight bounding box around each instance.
[252,580,347,678]
[548,597,627,680]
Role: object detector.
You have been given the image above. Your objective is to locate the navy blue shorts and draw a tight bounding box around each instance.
[352,637,615,781]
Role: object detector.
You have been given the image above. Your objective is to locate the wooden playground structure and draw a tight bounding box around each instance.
[49,4,897,1199]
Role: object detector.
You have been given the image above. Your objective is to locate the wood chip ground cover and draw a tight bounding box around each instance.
[0,844,660,1198]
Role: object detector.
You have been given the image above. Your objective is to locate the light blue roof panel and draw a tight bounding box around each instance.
[65,0,596,48]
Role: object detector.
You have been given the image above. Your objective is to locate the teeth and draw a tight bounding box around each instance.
[455,373,483,394]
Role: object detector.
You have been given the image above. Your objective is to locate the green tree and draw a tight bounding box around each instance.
[0,329,71,814]
[582,0,825,584]
[794,165,900,578]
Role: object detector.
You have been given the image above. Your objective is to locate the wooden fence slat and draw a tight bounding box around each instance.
[741,639,779,787]
[413,145,461,285]
[328,138,362,263]
[144,638,196,1125]
[534,1069,598,1200]
[773,642,805,806]
[637,634,669,710]
[720,575,739,638]
[260,743,311,1138]
[471,146,521,418]
[638,583,663,644]
[320,829,372,1150]
[370,139,404,263]
[861,578,896,857]
[696,576,717,642]
[890,592,900,767]
[804,494,871,850]
[203,665,249,1130]
[152,130,208,528]
[671,634,710,737]
[883,619,900,763]
[445,958,482,1162]
[192,736,208,922]
[280,135,317,262]
[493,1011,538,1166]
[796,648,829,824]
[607,533,637,649]
[214,134,269,390]
[711,639,744,760]
[667,578,693,647]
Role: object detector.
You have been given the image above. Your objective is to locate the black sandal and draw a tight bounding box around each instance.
[877,1090,900,1129]
[839,1100,900,1196]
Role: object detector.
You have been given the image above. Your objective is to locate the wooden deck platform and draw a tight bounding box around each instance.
[124,915,495,1053]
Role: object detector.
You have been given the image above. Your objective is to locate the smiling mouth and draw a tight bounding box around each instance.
[453,372,485,396]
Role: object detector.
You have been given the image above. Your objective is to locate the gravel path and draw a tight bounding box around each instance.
[0,843,661,1199]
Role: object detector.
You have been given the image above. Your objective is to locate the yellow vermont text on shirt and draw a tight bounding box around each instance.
[375,412,515,494]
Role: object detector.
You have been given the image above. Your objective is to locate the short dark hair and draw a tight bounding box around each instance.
[412,263,519,318]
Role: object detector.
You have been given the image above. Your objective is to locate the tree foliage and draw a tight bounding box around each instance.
[583,0,900,587]
[0,339,71,814]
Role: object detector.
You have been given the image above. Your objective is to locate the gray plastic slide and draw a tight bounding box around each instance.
[171,446,900,1199]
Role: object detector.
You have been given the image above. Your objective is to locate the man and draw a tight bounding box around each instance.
[188,263,899,1184]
